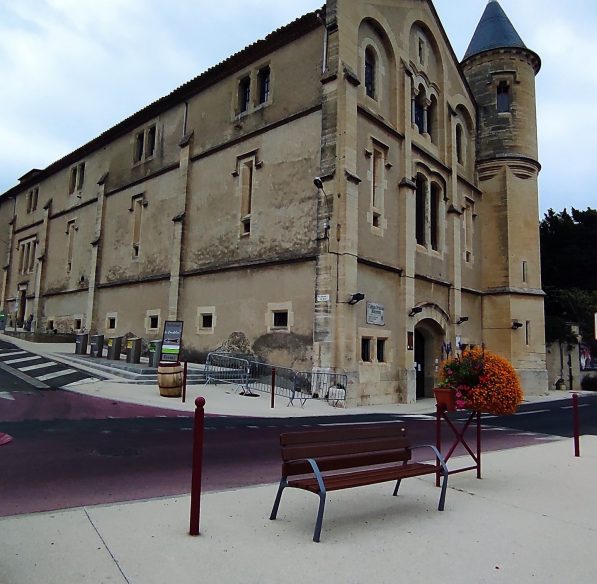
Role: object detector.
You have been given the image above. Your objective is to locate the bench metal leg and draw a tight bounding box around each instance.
[313,492,326,543]
[392,479,402,496]
[269,479,287,520]
[437,469,448,511]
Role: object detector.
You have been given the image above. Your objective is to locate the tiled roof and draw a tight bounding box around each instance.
[463,0,526,61]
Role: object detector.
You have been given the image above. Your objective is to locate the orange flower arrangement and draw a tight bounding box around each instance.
[438,347,523,415]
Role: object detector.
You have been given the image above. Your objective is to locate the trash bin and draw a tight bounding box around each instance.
[126,337,142,364]
[148,340,162,368]
[0,314,5,332]
[107,336,122,360]
[75,333,89,355]
[89,334,104,358]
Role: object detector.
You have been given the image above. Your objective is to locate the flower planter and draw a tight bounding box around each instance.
[433,387,456,412]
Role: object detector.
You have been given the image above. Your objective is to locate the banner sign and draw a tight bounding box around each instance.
[160,320,184,362]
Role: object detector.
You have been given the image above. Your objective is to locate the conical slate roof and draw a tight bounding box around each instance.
[463,0,526,61]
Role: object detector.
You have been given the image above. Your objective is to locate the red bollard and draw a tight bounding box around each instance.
[182,361,188,403]
[271,367,276,409]
[189,396,206,535]
[572,392,580,457]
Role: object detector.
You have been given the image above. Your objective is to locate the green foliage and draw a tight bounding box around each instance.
[541,208,597,345]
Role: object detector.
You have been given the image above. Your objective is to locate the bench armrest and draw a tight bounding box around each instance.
[410,444,449,475]
[306,458,327,495]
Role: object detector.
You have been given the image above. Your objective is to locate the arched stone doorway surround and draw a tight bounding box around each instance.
[411,304,448,400]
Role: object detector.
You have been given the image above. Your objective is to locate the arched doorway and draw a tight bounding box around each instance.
[414,319,445,399]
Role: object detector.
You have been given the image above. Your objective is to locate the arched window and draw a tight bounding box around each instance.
[427,95,438,143]
[430,183,440,251]
[414,92,425,134]
[415,174,426,245]
[365,47,376,99]
[497,81,510,113]
[456,124,464,165]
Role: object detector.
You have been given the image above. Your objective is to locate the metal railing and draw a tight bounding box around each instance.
[203,352,249,392]
[204,352,347,407]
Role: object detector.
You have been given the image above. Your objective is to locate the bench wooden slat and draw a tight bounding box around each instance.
[279,424,407,446]
[281,436,411,462]
[283,449,410,476]
[287,462,436,493]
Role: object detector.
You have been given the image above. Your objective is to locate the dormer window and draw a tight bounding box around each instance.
[258,66,270,104]
[133,125,157,164]
[497,81,510,113]
[238,76,251,113]
[364,47,376,99]
[69,163,85,194]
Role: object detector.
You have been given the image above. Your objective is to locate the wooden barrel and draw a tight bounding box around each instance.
[158,362,183,397]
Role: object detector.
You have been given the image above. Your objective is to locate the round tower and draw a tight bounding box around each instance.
[461,0,547,395]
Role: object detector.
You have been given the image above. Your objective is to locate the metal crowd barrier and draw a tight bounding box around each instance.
[293,371,348,407]
[204,352,347,407]
[203,352,250,393]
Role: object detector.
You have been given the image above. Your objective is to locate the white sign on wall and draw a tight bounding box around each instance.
[366,302,385,326]
[316,294,330,303]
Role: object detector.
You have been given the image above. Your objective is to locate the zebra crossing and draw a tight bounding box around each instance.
[0,346,103,389]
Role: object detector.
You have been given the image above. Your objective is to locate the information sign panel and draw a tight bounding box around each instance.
[160,320,184,362]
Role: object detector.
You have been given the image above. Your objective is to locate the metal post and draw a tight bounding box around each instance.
[572,392,580,457]
[435,404,442,487]
[476,410,482,478]
[271,367,276,409]
[182,361,188,403]
[189,396,206,536]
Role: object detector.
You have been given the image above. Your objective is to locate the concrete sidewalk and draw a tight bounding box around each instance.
[1,437,594,584]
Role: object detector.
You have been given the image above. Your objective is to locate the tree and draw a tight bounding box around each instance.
[540,208,597,347]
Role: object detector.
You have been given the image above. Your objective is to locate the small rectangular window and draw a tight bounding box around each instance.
[134,131,144,162]
[132,195,144,257]
[202,314,213,329]
[149,315,159,329]
[238,76,251,113]
[273,311,288,328]
[108,317,116,329]
[497,81,510,113]
[525,321,531,346]
[77,163,85,190]
[146,126,156,158]
[47,319,54,330]
[257,66,270,104]
[522,261,528,284]
[66,220,76,273]
[361,338,371,362]
[377,339,386,363]
[74,319,82,330]
[69,167,77,194]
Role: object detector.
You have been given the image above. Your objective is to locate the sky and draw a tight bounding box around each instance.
[0,0,594,216]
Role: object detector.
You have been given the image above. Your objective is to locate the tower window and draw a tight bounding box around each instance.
[497,81,510,113]
[273,311,288,328]
[364,47,376,99]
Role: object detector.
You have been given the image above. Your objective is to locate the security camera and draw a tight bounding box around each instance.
[313,177,323,189]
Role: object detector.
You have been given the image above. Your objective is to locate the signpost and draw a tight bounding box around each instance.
[160,320,184,362]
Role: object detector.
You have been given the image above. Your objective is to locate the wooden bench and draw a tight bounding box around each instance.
[269,423,448,542]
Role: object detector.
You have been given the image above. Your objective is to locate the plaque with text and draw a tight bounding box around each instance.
[366,302,385,326]
[160,320,184,362]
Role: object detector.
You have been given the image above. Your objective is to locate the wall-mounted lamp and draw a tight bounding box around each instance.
[347,292,365,305]
[456,316,469,325]
[313,177,324,191]
[409,306,423,317]
[512,320,523,330]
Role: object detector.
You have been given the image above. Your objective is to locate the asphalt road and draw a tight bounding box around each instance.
[1,365,594,518]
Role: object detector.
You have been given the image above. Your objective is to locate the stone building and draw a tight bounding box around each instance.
[0,0,547,405]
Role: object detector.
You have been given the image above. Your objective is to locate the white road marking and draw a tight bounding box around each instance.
[0,391,15,401]
[0,351,28,358]
[35,368,78,381]
[64,378,99,387]
[515,409,551,416]
[561,404,590,409]
[4,356,43,364]
[19,361,57,372]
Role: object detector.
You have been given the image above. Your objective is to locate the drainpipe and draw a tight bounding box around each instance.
[316,10,328,74]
